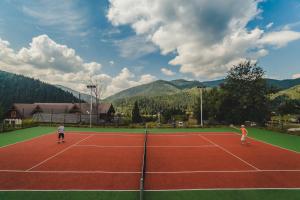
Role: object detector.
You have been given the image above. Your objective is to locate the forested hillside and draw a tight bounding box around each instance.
[0,70,80,111]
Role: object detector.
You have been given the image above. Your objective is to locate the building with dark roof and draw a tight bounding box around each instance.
[5,103,115,125]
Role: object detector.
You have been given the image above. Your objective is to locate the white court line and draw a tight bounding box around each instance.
[199,135,260,171]
[1,169,300,174]
[74,144,217,148]
[146,187,300,191]
[147,169,300,173]
[0,188,299,192]
[0,169,140,174]
[0,189,140,192]
[148,133,235,137]
[229,126,300,154]
[65,132,144,137]
[0,131,55,149]
[26,134,94,171]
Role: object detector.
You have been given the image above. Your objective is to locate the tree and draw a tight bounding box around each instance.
[132,101,142,123]
[0,103,4,121]
[219,61,270,124]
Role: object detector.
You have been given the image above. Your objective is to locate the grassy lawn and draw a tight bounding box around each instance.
[145,190,300,200]
[242,127,300,152]
[1,190,300,200]
[0,126,56,147]
[0,191,138,200]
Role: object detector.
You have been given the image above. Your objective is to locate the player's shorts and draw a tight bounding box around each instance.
[58,133,64,139]
[241,135,246,141]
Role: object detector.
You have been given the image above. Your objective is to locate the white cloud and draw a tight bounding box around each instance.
[114,35,158,59]
[161,68,175,76]
[266,22,274,29]
[259,31,300,48]
[109,60,114,65]
[20,0,88,36]
[292,74,300,79]
[105,68,156,95]
[283,21,300,30]
[0,35,156,98]
[107,0,300,79]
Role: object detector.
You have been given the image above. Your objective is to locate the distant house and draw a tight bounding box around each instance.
[5,103,115,124]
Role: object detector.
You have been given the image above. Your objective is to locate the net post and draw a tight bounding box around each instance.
[140,177,144,200]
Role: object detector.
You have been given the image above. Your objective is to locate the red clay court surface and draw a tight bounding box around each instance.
[0,131,300,191]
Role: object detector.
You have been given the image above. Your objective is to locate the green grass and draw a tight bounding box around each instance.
[145,190,300,200]
[0,126,56,147]
[242,127,300,152]
[1,190,300,200]
[0,191,138,200]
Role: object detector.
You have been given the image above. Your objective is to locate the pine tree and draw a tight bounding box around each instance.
[0,103,4,121]
[132,101,142,123]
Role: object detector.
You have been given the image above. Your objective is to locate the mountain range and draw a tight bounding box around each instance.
[105,78,300,102]
[1,70,300,114]
[0,70,80,111]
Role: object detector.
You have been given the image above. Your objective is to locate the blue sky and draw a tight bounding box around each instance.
[0,0,300,97]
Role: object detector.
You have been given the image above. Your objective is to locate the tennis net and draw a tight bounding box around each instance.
[140,127,148,200]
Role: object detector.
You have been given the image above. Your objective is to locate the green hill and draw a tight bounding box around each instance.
[266,78,300,89]
[55,84,94,103]
[271,85,300,100]
[0,70,80,111]
[105,80,181,101]
[105,78,300,102]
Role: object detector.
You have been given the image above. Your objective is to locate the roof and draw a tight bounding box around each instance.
[98,103,114,114]
[33,103,78,114]
[9,103,114,117]
[12,104,37,118]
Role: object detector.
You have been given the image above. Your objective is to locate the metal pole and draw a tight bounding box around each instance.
[200,87,203,127]
[90,88,92,128]
[87,85,96,128]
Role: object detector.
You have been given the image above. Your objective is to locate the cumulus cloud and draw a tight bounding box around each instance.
[161,68,175,76]
[292,74,300,79]
[259,31,300,48]
[0,35,156,98]
[105,68,156,95]
[107,0,300,79]
[114,35,157,59]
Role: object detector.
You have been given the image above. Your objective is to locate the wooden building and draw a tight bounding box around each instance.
[5,103,115,124]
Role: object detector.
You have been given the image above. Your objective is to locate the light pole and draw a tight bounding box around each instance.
[87,84,96,128]
[197,86,205,127]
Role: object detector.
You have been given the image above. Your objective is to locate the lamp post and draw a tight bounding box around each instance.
[197,86,205,127]
[87,84,96,128]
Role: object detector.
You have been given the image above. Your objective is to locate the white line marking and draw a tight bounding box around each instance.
[230,126,300,154]
[148,133,236,137]
[66,132,144,137]
[146,188,300,191]
[199,135,261,171]
[0,131,55,149]
[74,144,217,148]
[0,170,141,174]
[26,134,94,171]
[0,189,140,191]
[147,169,300,173]
[0,188,300,192]
[1,169,300,174]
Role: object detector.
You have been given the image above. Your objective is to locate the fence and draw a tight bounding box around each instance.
[32,113,99,124]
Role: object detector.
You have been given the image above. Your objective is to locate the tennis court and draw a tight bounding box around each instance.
[0,130,300,193]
